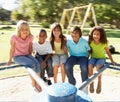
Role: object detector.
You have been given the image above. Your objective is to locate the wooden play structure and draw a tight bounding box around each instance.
[60,3,98,33]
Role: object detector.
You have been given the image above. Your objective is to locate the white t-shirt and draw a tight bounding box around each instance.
[33,41,53,55]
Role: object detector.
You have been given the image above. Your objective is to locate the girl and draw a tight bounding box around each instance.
[7,20,42,92]
[88,26,116,94]
[50,22,68,83]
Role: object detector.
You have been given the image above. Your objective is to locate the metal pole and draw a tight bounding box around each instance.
[27,67,48,91]
[79,64,109,90]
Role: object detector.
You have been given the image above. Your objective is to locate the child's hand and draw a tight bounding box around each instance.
[42,61,47,68]
[6,61,12,66]
[111,61,116,65]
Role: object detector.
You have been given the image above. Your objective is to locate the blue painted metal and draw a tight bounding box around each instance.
[79,62,120,91]
[31,82,92,102]
[79,63,109,90]
[47,83,77,102]
[0,62,120,102]
[27,68,92,102]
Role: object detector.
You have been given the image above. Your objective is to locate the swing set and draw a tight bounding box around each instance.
[60,3,98,33]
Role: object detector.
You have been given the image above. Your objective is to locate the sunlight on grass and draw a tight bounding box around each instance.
[0,67,28,79]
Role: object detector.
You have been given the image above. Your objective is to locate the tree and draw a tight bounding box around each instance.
[0,7,11,23]
[10,0,120,28]
[19,0,77,27]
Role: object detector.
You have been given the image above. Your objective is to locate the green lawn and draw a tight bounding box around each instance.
[0,25,120,79]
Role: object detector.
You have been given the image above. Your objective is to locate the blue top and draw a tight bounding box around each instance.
[67,37,90,57]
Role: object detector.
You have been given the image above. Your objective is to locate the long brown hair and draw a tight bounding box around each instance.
[50,22,66,50]
[88,26,108,44]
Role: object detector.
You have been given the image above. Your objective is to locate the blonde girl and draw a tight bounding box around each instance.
[88,26,116,94]
[50,22,68,83]
[7,20,42,92]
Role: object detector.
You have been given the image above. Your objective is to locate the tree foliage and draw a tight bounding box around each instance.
[10,0,120,28]
[0,7,11,21]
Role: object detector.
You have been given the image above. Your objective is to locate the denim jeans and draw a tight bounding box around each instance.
[14,55,40,73]
[65,56,88,85]
[35,54,53,79]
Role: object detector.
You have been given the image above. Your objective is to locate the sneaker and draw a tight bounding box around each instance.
[47,79,52,85]
[43,77,47,82]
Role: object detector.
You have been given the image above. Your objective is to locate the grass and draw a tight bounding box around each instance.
[0,25,120,79]
[0,67,28,79]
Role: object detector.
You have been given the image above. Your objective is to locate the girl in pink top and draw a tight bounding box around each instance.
[7,20,42,92]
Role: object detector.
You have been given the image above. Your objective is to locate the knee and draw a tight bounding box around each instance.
[64,63,68,69]
[81,66,88,73]
[65,63,71,71]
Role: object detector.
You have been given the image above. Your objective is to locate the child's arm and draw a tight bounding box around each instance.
[42,54,52,68]
[29,42,33,54]
[7,40,15,65]
[105,46,116,65]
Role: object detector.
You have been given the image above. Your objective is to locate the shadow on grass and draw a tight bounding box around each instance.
[106,30,120,38]
[0,26,13,30]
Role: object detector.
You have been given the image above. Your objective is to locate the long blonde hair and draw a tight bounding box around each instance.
[16,20,31,37]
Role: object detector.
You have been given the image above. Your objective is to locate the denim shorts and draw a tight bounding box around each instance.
[89,57,105,67]
[52,54,68,66]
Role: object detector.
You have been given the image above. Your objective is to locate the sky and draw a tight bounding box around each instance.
[0,0,20,11]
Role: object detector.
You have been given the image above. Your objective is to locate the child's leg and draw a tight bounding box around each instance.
[53,65,59,83]
[88,64,94,93]
[96,65,102,94]
[29,72,42,92]
[45,58,53,85]
[60,63,66,82]
[52,55,59,83]
[29,74,36,87]
[46,58,53,78]
[35,72,42,92]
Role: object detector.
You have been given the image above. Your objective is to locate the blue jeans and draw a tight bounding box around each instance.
[65,56,88,85]
[14,55,40,73]
[35,54,53,79]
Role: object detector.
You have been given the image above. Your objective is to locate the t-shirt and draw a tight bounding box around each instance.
[32,41,53,55]
[54,41,64,54]
[90,41,107,58]
[67,37,90,57]
[11,34,33,56]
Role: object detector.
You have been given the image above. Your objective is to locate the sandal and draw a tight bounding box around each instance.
[96,81,101,94]
[96,88,101,94]
[90,87,94,93]
[89,83,94,93]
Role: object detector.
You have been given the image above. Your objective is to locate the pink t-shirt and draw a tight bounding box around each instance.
[11,34,33,56]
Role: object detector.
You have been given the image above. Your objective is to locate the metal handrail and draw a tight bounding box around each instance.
[79,62,120,90]
[0,62,120,91]
[27,67,48,91]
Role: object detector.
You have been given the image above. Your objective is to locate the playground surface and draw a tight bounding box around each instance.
[0,69,120,102]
